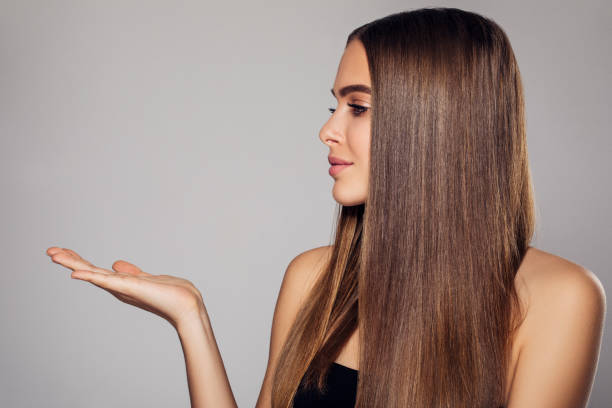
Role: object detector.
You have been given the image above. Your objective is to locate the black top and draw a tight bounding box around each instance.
[292,363,507,408]
[292,362,358,408]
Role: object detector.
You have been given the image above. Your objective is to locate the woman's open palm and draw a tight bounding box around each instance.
[46,247,205,330]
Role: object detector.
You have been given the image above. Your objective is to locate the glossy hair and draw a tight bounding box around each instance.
[271,7,537,408]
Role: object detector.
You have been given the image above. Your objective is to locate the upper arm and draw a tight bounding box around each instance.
[507,266,606,408]
[255,245,332,408]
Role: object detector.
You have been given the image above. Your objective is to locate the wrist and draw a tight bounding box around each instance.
[175,305,213,338]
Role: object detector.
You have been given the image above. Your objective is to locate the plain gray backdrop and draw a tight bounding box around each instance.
[1,0,610,406]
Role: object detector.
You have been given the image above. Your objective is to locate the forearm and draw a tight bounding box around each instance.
[176,307,238,408]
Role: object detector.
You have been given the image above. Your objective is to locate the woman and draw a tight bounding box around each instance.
[46,7,605,408]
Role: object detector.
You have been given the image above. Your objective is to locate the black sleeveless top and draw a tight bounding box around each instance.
[292,362,358,408]
[291,363,508,407]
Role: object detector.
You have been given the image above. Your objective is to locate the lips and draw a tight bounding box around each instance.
[328,155,353,165]
[328,163,352,176]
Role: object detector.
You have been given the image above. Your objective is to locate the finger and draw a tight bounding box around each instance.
[46,247,83,259]
[112,260,150,277]
[62,248,88,262]
[71,269,137,297]
[63,249,97,269]
[50,251,100,272]
[47,247,64,256]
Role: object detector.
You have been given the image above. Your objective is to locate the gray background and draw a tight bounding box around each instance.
[1,0,610,406]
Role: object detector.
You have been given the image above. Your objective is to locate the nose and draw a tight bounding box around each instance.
[319,117,342,147]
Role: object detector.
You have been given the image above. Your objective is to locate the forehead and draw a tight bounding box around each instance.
[334,40,371,89]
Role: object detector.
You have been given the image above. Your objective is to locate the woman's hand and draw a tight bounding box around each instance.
[48,247,239,407]
[46,246,206,330]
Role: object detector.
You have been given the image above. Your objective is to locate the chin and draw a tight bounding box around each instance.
[332,184,366,206]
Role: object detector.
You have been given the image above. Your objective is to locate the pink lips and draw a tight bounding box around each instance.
[327,155,353,176]
[329,164,352,176]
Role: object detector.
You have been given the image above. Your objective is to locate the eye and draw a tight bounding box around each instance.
[348,103,368,116]
[328,104,369,116]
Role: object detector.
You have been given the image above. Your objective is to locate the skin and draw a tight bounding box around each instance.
[46,39,606,408]
[320,39,372,206]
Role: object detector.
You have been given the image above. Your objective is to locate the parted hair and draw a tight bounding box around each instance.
[271,7,537,408]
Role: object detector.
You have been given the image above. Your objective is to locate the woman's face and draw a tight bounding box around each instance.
[319,39,371,206]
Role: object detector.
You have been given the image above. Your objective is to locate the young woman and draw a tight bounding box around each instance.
[46,7,606,408]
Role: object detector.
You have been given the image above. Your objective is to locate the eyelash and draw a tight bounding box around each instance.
[328,103,369,116]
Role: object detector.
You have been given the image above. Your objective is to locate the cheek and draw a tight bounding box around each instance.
[349,120,371,164]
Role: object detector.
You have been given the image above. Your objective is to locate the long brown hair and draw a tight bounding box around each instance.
[271,7,537,408]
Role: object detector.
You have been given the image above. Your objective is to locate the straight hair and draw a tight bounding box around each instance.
[271,7,537,408]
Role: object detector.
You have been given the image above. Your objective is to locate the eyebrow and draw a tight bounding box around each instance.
[330,84,372,98]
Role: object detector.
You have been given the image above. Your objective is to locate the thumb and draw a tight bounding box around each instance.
[112,260,149,276]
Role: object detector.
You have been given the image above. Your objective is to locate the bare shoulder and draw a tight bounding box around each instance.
[282,245,333,303]
[272,244,334,340]
[515,246,606,344]
[254,244,333,408]
[507,247,607,407]
[269,243,333,349]
[518,247,604,294]
[516,247,606,324]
